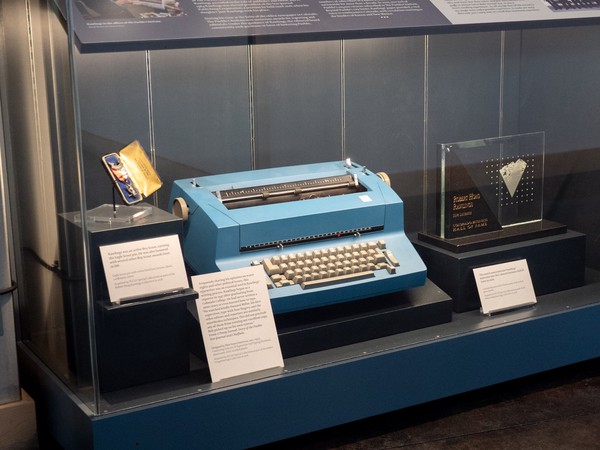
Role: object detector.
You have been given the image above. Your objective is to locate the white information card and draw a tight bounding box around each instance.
[473,259,537,315]
[99,234,189,303]
[192,266,284,382]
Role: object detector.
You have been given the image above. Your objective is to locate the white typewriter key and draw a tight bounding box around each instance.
[384,250,400,267]
[385,264,396,274]
[262,258,281,275]
[374,249,387,264]
[271,274,285,283]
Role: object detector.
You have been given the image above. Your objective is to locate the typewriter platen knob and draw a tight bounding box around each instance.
[172,197,189,221]
[376,172,391,187]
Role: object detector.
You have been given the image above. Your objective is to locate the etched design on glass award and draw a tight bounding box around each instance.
[500,158,527,198]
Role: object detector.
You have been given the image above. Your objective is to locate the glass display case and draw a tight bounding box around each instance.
[2,0,600,447]
[0,91,19,407]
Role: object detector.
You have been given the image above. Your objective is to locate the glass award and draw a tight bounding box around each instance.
[420,132,565,252]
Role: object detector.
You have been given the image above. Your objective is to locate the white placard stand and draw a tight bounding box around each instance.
[99,234,190,303]
[473,259,537,315]
[192,266,284,382]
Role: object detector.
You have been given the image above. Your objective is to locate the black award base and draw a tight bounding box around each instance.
[418,219,567,253]
[412,230,586,313]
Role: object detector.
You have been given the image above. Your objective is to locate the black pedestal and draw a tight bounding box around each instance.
[275,279,453,358]
[95,299,191,392]
[61,205,193,392]
[412,230,586,313]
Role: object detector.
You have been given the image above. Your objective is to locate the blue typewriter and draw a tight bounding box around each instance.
[169,160,426,313]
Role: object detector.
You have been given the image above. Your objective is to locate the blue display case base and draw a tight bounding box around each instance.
[19,272,600,449]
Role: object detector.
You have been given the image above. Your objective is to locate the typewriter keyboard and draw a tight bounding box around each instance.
[253,240,400,289]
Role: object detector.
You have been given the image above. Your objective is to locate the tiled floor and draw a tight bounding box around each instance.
[259,358,600,449]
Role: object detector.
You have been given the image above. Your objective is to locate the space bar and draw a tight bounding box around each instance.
[300,271,375,289]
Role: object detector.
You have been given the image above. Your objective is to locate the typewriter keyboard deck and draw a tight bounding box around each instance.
[253,240,400,289]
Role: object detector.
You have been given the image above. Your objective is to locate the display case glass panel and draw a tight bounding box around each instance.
[3,0,600,420]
